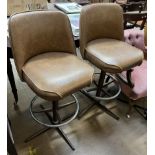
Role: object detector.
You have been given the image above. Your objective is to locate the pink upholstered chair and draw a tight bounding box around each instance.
[117,28,147,119]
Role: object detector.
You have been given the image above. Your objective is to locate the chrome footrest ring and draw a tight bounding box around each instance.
[85,74,121,101]
[30,94,79,128]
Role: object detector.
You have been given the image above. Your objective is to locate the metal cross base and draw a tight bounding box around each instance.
[78,71,120,120]
[24,94,79,151]
[24,118,75,151]
[79,89,120,120]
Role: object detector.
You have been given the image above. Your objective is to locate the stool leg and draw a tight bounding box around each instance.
[41,103,75,150]
[52,101,59,124]
[80,90,119,120]
[96,71,106,97]
[24,127,51,143]
[56,128,75,151]
[78,103,95,119]
[52,101,75,151]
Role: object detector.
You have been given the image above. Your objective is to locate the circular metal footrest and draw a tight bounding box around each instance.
[85,74,121,101]
[30,94,79,128]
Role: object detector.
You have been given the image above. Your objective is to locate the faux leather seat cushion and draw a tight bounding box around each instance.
[85,38,144,73]
[22,52,94,101]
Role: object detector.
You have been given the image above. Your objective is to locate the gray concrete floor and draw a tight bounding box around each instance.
[8,59,147,155]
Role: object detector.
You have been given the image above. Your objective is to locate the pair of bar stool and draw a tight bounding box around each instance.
[9,3,143,150]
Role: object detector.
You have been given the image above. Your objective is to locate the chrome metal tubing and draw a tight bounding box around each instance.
[30,94,79,128]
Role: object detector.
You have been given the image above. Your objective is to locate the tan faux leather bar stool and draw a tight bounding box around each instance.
[79,3,144,120]
[9,11,94,150]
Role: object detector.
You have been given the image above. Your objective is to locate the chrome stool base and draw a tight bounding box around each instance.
[78,71,121,120]
[25,94,79,151]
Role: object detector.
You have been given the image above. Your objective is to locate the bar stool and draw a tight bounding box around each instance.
[9,11,94,150]
[79,3,144,119]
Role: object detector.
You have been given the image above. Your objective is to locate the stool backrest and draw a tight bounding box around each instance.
[9,11,75,80]
[80,3,124,58]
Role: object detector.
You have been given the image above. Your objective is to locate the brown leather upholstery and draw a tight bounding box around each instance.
[9,11,94,101]
[80,3,144,73]
[80,3,124,58]
[85,39,143,73]
[9,11,76,80]
[23,52,94,100]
